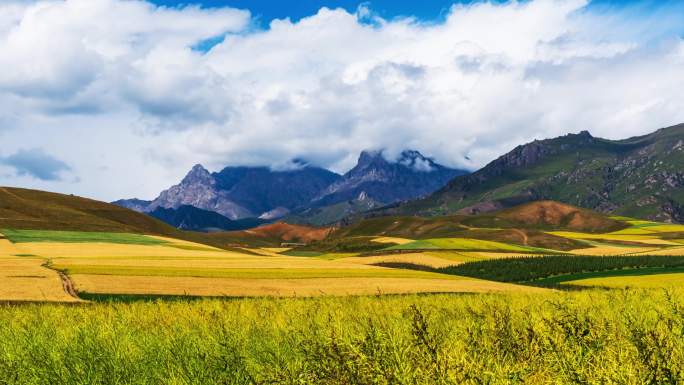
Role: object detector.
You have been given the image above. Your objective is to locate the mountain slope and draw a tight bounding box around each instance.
[146,165,254,219]
[383,124,684,222]
[118,163,341,220]
[312,201,624,252]
[314,150,467,206]
[115,149,466,228]
[0,187,327,249]
[148,205,267,232]
[0,187,184,234]
[287,150,468,225]
[212,164,341,215]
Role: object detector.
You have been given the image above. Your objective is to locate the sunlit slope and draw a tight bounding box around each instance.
[0,187,330,249]
[380,124,684,222]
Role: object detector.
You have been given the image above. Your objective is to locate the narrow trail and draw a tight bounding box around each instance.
[42,259,81,301]
[57,271,79,299]
[511,229,529,246]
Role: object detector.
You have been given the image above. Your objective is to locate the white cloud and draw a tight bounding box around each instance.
[0,0,683,200]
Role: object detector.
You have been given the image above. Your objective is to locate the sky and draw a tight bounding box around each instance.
[1,0,684,201]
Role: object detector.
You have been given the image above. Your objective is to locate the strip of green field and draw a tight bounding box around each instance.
[534,266,684,285]
[383,238,549,253]
[1,229,168,245]
[57,265,464,280]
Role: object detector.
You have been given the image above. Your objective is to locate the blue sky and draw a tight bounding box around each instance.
[150,0,663,26]
[150,0,495,24]
[0,0,683,200]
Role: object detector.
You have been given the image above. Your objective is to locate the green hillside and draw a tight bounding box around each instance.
[0,187,322,249]
[380,124,684,223]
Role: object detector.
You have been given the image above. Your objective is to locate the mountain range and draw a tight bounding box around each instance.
[116,123,684,229]
[114,150,467,230]
[378,123,684,223]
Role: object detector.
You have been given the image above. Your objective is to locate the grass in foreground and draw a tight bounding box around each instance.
[0,290,683,384]
[1,229,167,245]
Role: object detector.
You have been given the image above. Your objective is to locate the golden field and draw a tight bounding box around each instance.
[71,274,540,297]
[0,230,542,300]
[564,272,684,289]
[4,214,684,303]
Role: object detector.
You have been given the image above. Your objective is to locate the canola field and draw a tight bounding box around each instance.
[0,289,683,384]
[4,214,684,303]
[0,230,534,301]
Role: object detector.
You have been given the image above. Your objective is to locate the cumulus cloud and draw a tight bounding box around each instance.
[1,148,71,181]
[0,0,683,200]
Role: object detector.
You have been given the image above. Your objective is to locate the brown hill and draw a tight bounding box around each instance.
[493,201,627,233]
[0,187,175,234]
[240,223,331,243]
[0,187,330,248]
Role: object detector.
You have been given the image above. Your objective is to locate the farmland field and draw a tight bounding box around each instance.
[0,289,683,384]
[3,195,684,383]
[564,272,684,288]
[1,229,168,245]
[0,230,537,299]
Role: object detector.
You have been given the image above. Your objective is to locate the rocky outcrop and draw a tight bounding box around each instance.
[313,150,467,207]
[146,165,252,219]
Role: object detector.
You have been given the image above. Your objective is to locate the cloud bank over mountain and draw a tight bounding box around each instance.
[0,0,683,200]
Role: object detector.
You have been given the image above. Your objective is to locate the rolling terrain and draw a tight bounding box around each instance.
[3,187,684,384]
[4,187,684,303]
[378,124,684,223]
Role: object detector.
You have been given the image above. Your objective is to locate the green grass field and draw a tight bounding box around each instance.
[383,237,549,253]
[0,290,683,384]
[1,229,167,245]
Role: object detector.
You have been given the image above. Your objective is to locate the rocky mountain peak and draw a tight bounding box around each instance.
[577,130,593,138]
[181,164,214,186]
[356,150,386,168]
[398,150,436,172]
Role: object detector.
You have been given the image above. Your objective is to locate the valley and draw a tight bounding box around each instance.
[3,187,684,302]
[3,150,684,383]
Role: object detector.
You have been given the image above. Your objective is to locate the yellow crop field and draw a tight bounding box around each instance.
[569,245,662,256]
[0,257,78,302]
[640,224,684,232]
[71,274,543,297]
[50,254,384,270]
[548,231,681,246]
[607,228,658,235]
[339,252,461,268]
[372,236,414,245]
[564,273,684,289]
[628,246,684,256]
[14,241,250,259]
[3,231,543,299]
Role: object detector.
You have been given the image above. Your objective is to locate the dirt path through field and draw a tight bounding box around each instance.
[57,271,79,299]
[42,260,81,300]
[511,229,529,246]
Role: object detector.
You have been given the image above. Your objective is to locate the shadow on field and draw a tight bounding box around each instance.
[78,291,485,303]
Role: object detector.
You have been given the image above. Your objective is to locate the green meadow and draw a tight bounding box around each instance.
[1,229,167,245]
